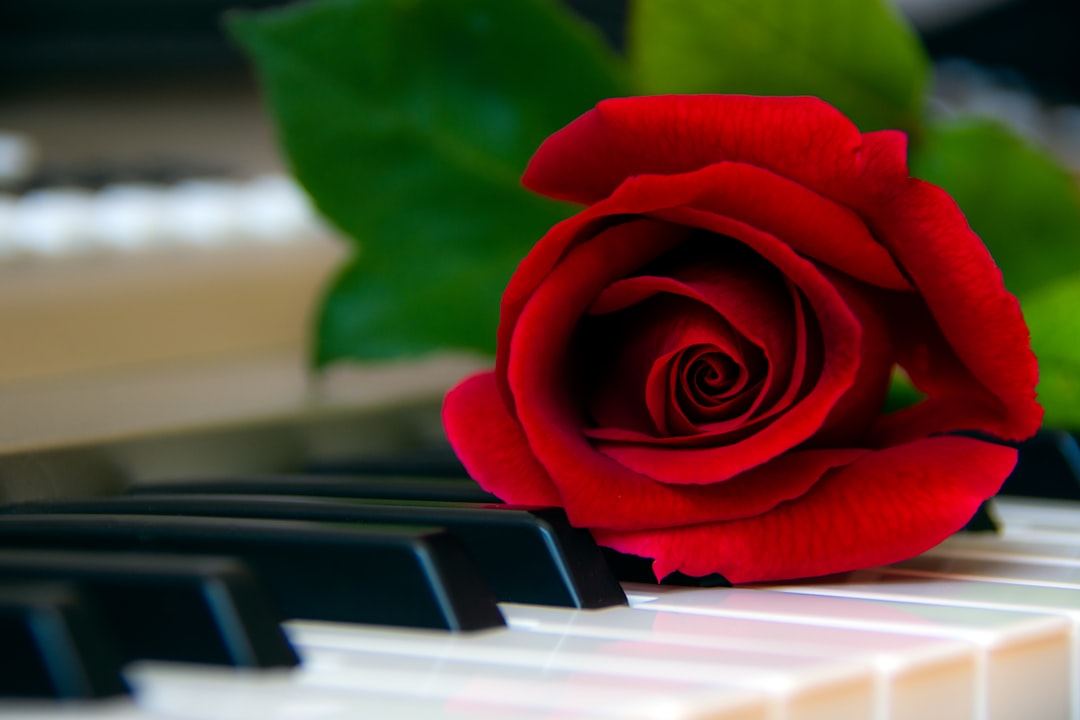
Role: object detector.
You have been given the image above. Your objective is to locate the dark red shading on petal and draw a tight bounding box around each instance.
[442,371,561,506]
[594,436,1017,584]
[675,163,910,291]
[504,215,866,528]
[581,241,800,444]
[524,95,868,207]
[809,270,896,447]
[861,179,1042,441]
[495,210,695,415]
[581,293,753,438]
[593,204,860,484]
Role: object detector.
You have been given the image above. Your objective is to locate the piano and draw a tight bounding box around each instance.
[1,323,1080,720]
[5,6,1080,718]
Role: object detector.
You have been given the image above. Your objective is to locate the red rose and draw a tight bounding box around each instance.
[442,95,1043,584]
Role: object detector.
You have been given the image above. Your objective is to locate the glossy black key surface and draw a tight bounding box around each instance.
[0,515,504,631]
[0,550,297,668]
[3,495,627,609]
[1001,429,1080,499]
[0,583,128,699]
[130,475,500,503]
[306,446,470,478]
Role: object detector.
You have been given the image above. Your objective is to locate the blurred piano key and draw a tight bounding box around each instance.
[127,475,500,503]
[991,495,1080,537]
[0,550,298,669]
[999,430,1080,500]
[0,583,129,700]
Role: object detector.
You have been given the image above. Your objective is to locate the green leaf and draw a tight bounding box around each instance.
[1021,273,1080,428]
[228,0,627,364]
[628,0,929,133]
[910,119,1080,300]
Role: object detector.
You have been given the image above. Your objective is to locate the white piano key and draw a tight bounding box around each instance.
[287,620,875,720]
[125,656,770,720]
[627,584,1071,720]
[0,699,152,719]
[895,552,1080,588]
[235,175,320,244]
[8,188,95,256]
[89,184,168,251]
[0,193,17,257]
[163,180,242,247]
[500,602,977,720]
[938,533,1080,560]
[992,497,1080,537]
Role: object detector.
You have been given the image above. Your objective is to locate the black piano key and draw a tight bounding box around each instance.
[130,475,500,503]
[1000,429,1080,500]
[601,548,731,587]
[962,501,999,532]
[0,550,297,668]
[0,583,128,699]
[0,515,504,632]
[305,446,470,478]
[2,495,627,609]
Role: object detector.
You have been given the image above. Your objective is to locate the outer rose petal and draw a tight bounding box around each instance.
[860,179,1043,441]
[523,95,906,206]
[594,436,1017,583]
[442,371,560,506]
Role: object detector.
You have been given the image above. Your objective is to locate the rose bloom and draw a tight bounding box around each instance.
[443,95,1043,584]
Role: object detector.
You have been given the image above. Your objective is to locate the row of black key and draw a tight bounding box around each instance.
[0,470,628,700]
[4,428,1077,701]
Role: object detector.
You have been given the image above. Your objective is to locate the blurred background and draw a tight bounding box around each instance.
[1,0,1077,497]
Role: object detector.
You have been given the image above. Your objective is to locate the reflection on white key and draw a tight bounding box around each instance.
[627,584,1071,720]
[500,602,976,720]
[126,656,769,720]
[287,620,874,720]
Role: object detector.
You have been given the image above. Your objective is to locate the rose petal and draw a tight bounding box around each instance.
[442,371,561,505]
[582,294,751,437]
[595,205,860,483]
[496,213,694,414]
[445,364,865,531]
[808,269,896,446]
[594,435,1017,583]
[585,249,801,440]
[525,95,870,205]
[859,179,1043,440]
[504,214,867,528]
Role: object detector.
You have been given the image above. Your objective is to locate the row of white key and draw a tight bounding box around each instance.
[0,175,326,258]
[6,496,1080,720]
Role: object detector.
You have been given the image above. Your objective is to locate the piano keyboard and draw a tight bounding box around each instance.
[2,455,1079,720]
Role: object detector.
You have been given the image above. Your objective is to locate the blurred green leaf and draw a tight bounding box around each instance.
[883,370,925,414]
[229,0,626,364]
[1021,274,1080,428]
[628,0,928,133]
[911,119,1080,300]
